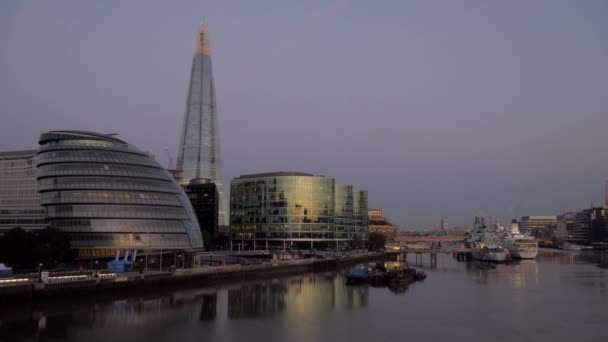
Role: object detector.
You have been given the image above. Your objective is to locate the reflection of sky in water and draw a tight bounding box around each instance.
[1,251,608,342]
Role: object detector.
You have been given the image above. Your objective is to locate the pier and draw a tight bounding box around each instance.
[387,248,439,266]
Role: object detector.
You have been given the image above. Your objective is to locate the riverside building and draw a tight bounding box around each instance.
[230,172,368,251]
[36,130,204,259]
[0,150,46,234]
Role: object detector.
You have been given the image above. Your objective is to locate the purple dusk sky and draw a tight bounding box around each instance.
[1,0,607,228]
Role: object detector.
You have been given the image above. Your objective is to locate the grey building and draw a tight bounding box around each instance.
[36,131,204,259]
[0,150,46,234]
[230,172,367,251]
[176,22,228,228]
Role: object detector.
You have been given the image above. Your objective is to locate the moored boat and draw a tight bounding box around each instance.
[345,264,370,283]
[560,242,583,251]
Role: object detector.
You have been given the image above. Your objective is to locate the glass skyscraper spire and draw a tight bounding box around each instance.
[177,22,228,227]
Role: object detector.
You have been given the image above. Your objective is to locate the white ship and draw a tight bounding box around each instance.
[465,217,508,262]
[501,220,538,259]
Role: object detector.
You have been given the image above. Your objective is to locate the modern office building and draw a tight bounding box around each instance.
[36,130,204,258]
[570,206,608,244]
[367,208,394,241]
[176,22,228,229]
[572,209,592,243]
[0,150,46,234]
[230,172,367,251]
[353,190,369,244]
[519,216,557,237]
[334,184,353,241]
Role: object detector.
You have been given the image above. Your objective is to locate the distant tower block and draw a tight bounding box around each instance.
[177,22,228,227]
[440,218,448,236]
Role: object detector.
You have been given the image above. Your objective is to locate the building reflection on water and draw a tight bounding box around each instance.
[0,272,368,340]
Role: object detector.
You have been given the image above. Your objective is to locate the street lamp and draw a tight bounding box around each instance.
[160,233,164,271]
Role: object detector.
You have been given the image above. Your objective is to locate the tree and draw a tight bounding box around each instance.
[0,227,75,270]
[36,228,76,268]
[368,233,386,251]
[0,227,39,269]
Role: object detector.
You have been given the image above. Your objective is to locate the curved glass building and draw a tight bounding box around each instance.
[36,131,204,257]
[230,172,368,251]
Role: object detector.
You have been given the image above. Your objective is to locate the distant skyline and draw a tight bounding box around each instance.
[1,0,607,228]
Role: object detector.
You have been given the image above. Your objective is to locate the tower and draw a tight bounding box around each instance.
[177,22,228,229]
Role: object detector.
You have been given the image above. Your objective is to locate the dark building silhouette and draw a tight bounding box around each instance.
[184,180,219,247]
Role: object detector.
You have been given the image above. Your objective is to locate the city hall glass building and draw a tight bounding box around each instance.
[36,131,203,258]
[230,172,368,251]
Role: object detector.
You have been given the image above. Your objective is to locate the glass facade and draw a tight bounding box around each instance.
[353,190,369,242]
[230,172,368,250]
[0,150,46,233]
[176,22,228,227]
[37,130,204,251]
[334,184,353,241]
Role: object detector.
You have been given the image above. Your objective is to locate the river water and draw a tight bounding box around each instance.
[1,249,607,342]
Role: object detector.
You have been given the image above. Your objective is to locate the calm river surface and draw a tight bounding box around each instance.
[2,249,608,342]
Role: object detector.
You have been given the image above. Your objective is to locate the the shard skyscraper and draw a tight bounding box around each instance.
[177,22,228,228]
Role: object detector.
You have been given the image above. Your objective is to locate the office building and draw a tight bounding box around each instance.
[176,22,228,228]
[0,150,46,234]
[36,130,204,258]
[353,190,369,244]
[230,172,367,250]
[519,216,557,237]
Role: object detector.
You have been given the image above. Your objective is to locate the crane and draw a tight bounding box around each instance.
[163,147,174,169]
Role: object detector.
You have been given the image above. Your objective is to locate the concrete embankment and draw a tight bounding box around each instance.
[0,252,388,302]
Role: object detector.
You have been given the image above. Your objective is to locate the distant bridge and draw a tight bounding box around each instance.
[394,236,463,243]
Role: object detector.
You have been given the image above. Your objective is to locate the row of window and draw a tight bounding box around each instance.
[37,163,167,180]
[232,232,366,240]
[46,205,189,220]
[69,233,192,248]
[0,218,46,225]
[232,217,334,224]
[231,208,335,216]
[0,198,41,207]
[38,177,177,193]
[37,150,158,168]
[40,191,182,207]
[39,140,146,157]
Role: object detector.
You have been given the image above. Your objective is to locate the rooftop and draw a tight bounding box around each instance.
[234,172,320,180]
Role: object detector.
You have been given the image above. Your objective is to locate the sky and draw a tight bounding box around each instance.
[1,0,607,229]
